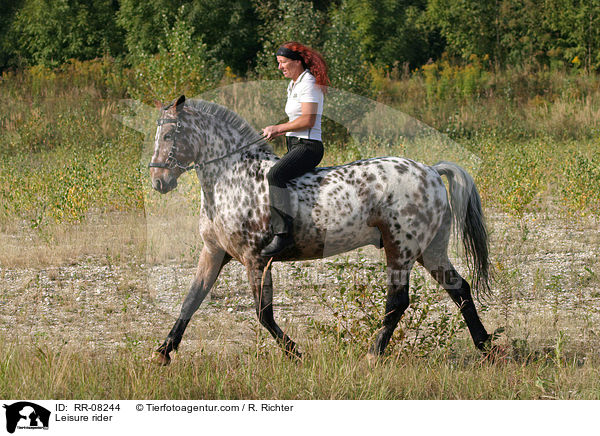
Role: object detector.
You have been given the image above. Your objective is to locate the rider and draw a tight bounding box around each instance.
[261,42,329,257]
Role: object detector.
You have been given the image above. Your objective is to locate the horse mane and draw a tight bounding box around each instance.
[183,99,267,147]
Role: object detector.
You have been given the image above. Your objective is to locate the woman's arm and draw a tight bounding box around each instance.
[263,102,318,140]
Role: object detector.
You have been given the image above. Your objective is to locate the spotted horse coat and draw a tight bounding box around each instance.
[149,95,492,364]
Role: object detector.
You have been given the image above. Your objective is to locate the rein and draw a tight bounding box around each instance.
[148,117,266,173]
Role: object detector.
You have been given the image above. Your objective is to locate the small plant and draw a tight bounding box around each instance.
[546,274,564,330]
[420,56,490,102]
[308,256,467,357]
[562,152,600,213]
[399,277,467,357]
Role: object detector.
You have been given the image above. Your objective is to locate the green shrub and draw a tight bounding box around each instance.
[128,13,224,103]
[419,55,490,102]
[307,255,467,358]
[562,152,600,213]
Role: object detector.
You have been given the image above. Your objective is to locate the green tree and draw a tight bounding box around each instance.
[427,0,500,63]
[116,0,181,57]
[118,0,262,74]
[323,3,370,94]
[253,0,326,79]
[346,0,438,68]
[545,0,600,71]
[497,0,552,67]
[185,0,262,75]
[0,0,24,70]
[129,13,224,102]
[12,0,123,66]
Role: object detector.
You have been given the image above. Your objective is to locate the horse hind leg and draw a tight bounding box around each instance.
[368,264,411,358]
[418,223,490,351]
[247,263,300,358]
[368,229,415,359]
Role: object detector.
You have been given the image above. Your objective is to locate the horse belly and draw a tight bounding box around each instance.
[293,218,380,259]
[291,184,381,259]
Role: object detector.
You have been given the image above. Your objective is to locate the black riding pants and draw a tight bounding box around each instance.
[266,136,324,234]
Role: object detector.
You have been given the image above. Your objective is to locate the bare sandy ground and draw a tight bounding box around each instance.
[1,210,599,358]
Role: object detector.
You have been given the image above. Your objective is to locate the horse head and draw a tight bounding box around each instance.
[149,95,196,194]
[149,96,272,195]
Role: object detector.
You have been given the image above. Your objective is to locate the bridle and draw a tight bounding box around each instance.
[148,116,266,173]
[148,118,188,171]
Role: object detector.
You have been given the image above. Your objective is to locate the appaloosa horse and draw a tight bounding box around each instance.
[149,95,491,364]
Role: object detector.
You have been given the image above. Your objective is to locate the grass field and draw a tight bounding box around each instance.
[1,210,600,399]
[1,61,600,399]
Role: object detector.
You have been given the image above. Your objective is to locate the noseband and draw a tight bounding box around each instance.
[148,116,266,173]
[148,118,195,171]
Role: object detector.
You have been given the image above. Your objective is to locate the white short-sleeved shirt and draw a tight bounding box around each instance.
[285,70,324,141]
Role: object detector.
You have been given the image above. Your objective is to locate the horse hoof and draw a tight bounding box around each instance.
[481,344,509,364]
[151,352,171,366]
[284,347,302,361]
[477,335,495,353]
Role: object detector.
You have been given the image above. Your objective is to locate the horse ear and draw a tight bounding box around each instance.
[175,95,185,112]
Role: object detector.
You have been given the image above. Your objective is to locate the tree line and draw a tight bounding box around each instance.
[1,0,598,76]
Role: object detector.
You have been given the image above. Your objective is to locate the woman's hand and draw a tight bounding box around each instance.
[262,125,284,141]
[263,102,318,140]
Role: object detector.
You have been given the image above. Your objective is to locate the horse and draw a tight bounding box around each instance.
[148,95,492,365]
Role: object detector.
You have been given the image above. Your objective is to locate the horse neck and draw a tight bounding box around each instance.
[184,110,276,189]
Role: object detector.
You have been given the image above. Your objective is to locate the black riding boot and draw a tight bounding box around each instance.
[261,185,295,257]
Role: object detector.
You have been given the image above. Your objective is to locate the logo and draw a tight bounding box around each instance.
[3,402,50,433]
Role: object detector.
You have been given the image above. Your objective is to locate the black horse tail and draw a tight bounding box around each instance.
[433,161,490,297]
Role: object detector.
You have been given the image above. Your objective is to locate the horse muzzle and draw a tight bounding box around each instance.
[151,175,178,194]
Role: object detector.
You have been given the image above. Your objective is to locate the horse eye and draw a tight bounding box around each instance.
[163,134,172,141]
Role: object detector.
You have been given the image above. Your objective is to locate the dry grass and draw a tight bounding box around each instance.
[0,212,147,268]
[1,336,600,400]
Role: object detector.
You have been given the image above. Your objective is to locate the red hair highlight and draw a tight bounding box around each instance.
[281,41,330,93]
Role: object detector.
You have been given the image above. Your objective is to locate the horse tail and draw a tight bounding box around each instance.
[433,161,490,296]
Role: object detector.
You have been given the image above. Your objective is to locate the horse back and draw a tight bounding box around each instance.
[284,157,448,259]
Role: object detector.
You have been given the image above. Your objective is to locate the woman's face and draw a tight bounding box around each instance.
[277,56,303,80]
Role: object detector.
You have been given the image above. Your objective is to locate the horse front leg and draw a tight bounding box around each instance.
[154,246,231,365]
[247,263,300,358]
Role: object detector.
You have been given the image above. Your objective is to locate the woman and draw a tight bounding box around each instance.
[261,41,330,257]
